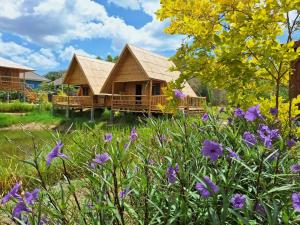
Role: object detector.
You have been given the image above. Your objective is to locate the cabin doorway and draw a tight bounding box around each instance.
[135,84,142,104]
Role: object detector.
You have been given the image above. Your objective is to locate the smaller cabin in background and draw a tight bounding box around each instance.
[52,54,114,111]
[21,72,49,89]
[0,57,34,93]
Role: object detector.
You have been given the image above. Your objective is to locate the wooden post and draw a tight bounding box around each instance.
[186,95,190,116]
[148,80,152,116]
[66,84,70,119]
[23,72,26,102]
[110,82,115,123]
[7,92,10,102]
[90,96,95,122]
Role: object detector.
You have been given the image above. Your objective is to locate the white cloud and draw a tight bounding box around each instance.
[0,0,24,19]
[59,46,96,61]
[0,33,59,70]
[0,0,180,53]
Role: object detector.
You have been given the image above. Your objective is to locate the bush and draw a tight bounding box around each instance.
[1,105,300,224]
[0,101,52,113]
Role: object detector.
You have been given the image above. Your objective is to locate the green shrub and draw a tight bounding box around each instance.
[0,101,52,113]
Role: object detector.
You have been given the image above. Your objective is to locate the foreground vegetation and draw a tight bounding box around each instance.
[1,105,299,224]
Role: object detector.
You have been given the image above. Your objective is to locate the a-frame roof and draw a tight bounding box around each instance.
[63,54,114,95]
[101,44,197,97]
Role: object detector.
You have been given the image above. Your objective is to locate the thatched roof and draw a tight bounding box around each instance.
[52,77,64,86]
[20,72,49,82]
[0,57,34,72]
[102,44,197,97]
[63,54,114,95]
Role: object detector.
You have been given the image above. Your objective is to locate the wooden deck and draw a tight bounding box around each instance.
[53,94,206,114]
[52,95,106,108]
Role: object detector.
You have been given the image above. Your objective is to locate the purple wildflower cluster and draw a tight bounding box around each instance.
[1,182,40,219]
[226,147,241,160]
[120,188,130,199]
[291,164,300,173]
[195,176,219,198]
[202,140,223,162]
[104,133,113,142]
[166,164,179,184]
[202,113,209,122]
[130,128,138,142]
[243,132,257,147]
[269,107,278,116]
[292,193,300,212]
[92,153,110,165]
[46,141,68,167]
[258,125,279,148]
[244,105,262,121]
[173,89,187,100]
[234,108,245,118]
[230,194,246,209]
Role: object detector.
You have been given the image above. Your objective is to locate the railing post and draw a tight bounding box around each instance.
[148,80,152,116]
[90,96,95,122]
[186,96,190,115]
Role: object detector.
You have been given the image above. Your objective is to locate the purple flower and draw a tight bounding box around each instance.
[12,201,31,218]
[287,139,296,147]
[104,133,113,142]
[226,147,240,160]
[1,182,22,204]
[258,125,279,148]
[270,107,278,116]
[201,140,223,162]
[254,202,265,215]
[243,132,257,147]
[195,183,210,198]
[231,194,246,209]
[195,176,219,198]
[46,141,67,167]
[124,143,129,150]
[202,113,209,122]
[244,105,262,121]
[291,192,300,212]
[234,108,245,118]
[130,128,138,142]
[227,117,233,125]
[119,188,130,199]
[291,164,300,173]
[173,89,186,100]
[166,164,179,184]
[92,153,110,165]
[219,107,225,113]
[158,135,167,143]
[25,188,40,205]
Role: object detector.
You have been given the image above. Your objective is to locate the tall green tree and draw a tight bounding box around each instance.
[44,71,65,81]
[157,0,300,109]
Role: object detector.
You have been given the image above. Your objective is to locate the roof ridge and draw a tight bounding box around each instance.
[127,44,171,61]
[75,54,115,65]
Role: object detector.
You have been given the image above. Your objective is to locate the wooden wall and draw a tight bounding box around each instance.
[0,68,23,91]
[65,60,88,85]
[113,51,148,82]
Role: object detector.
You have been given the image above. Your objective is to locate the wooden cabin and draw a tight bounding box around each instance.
[0,57,34,93]
[101,44,205,114]
[290,40,300,99]
[52,54,115,116]
[53,45,205,119]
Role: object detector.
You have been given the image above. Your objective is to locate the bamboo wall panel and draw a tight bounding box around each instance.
[114,52,148,82]
[65,62,88,85]
[0,68,23,91]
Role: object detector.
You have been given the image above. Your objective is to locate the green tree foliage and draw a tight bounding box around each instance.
[157,0,300,108]
[44,71,65,81]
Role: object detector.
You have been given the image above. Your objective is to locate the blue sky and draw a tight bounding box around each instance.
[0,0,181,75]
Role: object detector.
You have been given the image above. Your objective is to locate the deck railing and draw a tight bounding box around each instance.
[53,94,206,113]
[52,95,105,108]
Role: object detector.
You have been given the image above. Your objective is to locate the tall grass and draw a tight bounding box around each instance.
[1,107,299,224]
[0,101,52,113]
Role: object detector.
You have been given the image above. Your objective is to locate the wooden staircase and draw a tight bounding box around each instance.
[24,87,38,103]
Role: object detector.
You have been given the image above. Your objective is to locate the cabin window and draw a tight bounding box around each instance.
[82,87,89,96]
[152,83,160,95]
